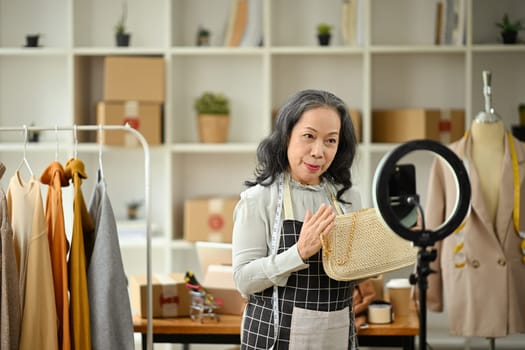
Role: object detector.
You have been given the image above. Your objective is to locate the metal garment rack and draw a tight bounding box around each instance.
[0,124,153,350]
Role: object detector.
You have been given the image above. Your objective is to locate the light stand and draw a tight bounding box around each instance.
[373,140,471,350]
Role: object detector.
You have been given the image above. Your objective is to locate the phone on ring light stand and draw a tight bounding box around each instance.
[388,163,418,228]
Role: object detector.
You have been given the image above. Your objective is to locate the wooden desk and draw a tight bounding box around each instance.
[134,308,419,350]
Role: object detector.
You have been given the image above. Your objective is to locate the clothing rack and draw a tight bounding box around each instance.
[0,124,153,350]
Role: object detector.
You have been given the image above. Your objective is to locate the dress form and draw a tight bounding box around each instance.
[471,70,505,225]
[471,70,504,350]
[470,120,504,224]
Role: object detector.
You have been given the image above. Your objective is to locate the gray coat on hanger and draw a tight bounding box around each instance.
[87,172,134,350]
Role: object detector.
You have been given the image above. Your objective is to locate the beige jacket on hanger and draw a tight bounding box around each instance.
[7,173,58,349]
[425,133,525,337]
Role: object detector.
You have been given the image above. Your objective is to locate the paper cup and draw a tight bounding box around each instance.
[385,278,411,317]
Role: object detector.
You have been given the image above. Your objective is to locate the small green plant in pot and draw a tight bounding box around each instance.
[25,33,42,47]
[495,13,523,44]
[115,1,131,47]
[317,23,332,46]
[194,92,230,143]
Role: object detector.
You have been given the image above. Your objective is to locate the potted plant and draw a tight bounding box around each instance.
[115,1,131,47]
[196,26,211,46]
[126,200,143,220]
[317,23,332,46]
[25,33,42,47]
[194,92,230,143]
[495,13,523,44]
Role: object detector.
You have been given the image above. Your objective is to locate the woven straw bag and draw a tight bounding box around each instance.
[322,207,418,281]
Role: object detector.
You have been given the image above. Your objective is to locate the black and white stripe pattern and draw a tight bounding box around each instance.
[241,219,358,349]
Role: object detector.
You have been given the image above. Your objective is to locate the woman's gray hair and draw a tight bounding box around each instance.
[245,89,357,202]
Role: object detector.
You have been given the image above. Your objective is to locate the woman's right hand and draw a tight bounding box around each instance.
[296,203,336,260]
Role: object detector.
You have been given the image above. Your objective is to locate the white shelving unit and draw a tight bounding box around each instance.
[1,0,525,347]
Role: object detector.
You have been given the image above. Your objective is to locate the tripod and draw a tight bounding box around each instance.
[409,244,437,350]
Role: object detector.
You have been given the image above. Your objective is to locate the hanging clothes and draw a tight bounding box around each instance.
[65,158,94,350]
[425,133,525,337]
[40,161,71,350]
[7,172,58,349]
[87,170,134,350]
[0,162,21,350]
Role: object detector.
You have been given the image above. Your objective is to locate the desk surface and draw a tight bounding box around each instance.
[133,308,419,337]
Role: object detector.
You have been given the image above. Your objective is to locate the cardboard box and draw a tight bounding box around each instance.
[184,197,239,243]
[203,265,246,315]
[104,56,165,102]
[372,109,464,143]
[439,109,465,144]
[97,101,163,146]
[130,273,191,318]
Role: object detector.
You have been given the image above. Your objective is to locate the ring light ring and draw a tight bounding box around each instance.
[372,140,471,247]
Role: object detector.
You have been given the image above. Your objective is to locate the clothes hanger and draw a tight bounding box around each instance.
[16,124,34,177]
[98,124,105,180]
[474,70,502,124]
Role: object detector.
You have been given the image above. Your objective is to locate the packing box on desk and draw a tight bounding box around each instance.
[204,265,246,315]
[104,56,165,103]
[97,101,163,146]
[130,273,191,318]
[184,197,239,243]
[372,109,464,143]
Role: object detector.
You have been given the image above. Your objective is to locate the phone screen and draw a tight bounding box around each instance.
[388,164,418,227]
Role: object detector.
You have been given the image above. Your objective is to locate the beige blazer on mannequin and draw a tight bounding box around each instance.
[425,132,525,337]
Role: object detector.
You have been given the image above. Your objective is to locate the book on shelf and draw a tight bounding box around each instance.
[435,1,443,45]
[437,0,465,46]
[354,0,365,46]
[341,0,364,46]
[342,0,358,46]
[239,0,263,47]
[224,0,248,47]
[452,0,466,46]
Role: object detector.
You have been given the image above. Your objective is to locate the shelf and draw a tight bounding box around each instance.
[270,46,364,55]
[170,143,257,154]
[0,4,524,335]
[1,0,524,237]
[470,44,525,52]
[171,47,264,56]
[369,45,466,54]
[73,47,166,56]
[0,48,69,56]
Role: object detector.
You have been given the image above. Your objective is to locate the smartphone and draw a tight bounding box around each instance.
[388,164,418,227]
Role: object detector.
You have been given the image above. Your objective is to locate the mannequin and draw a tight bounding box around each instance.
[470,114,505,350]
[470,117,505,226]
[424,71,525,342]
[471,70,505,226]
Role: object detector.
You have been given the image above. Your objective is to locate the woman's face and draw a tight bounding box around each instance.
[287,107,341,185]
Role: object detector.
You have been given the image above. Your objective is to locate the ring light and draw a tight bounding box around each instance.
[372,139,472,350]
[372,139,471,247]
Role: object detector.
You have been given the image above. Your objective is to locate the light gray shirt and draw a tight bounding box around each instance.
[87,173,134,350]
[232,176,362,297]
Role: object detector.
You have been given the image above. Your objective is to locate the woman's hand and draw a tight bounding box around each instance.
[297,203,336,260]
